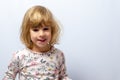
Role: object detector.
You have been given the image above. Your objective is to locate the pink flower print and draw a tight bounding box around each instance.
[21,54,25,60]
[54,69,59,74]
[35,71,39,76]
[30,61,38,66]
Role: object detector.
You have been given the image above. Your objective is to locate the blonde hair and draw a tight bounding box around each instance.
[20,5,61,49]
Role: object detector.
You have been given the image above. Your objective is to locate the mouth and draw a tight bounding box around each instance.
[37,39,47,42]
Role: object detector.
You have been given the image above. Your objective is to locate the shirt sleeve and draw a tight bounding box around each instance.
[59,52,72,80]
[3,52,20,80]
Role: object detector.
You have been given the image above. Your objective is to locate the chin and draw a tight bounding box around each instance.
[37,44,48,48]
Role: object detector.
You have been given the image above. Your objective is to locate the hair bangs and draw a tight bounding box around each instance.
[29,12,52,28]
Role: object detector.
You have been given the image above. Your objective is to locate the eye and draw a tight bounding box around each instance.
[43,27,49,31]
[32,28,39,32]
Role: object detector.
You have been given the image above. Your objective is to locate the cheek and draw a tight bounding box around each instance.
[30,31,36,40]
[47,32,52,40]
[48,33,52,39]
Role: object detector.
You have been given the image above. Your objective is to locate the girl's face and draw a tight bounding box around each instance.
[30,26,52,52]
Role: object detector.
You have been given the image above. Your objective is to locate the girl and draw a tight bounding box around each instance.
[3,5,71,80]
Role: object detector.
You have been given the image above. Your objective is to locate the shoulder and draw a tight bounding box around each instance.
[53,47,65,57]
[12,48,30,59]
[53,47,66,64]
[53,47,63,53]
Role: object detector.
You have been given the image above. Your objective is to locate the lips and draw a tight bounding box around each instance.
[37,39,46,42]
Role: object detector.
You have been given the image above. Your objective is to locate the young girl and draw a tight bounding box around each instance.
[3,5,71,80]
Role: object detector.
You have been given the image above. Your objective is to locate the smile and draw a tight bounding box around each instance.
[37,39,47,42]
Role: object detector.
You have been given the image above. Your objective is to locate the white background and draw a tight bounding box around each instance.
[0,0,120,80]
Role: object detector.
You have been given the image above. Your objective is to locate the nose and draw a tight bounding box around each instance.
[38,30,44,37]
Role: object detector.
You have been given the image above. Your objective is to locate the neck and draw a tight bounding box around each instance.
[31,45,52,53]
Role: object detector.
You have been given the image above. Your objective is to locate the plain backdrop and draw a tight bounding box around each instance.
[0,0,120,80]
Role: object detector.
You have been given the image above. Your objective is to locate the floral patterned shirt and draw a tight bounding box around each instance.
[3,47,71,80]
